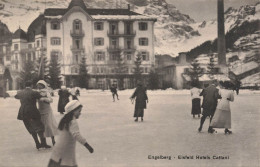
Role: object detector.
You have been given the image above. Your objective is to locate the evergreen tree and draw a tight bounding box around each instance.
[35,53,49,83]
[19,60,37,88]
[187,59,203,85]
[78,56,88,89]
[133,52,143,85]
[49,56,61,89]
[148,66,160,90]
[115,50,126,90]
[207,51,216,79]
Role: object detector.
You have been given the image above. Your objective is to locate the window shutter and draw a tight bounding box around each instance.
[147,52,150,61]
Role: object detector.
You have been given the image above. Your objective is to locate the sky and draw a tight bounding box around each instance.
[167,0,259,22]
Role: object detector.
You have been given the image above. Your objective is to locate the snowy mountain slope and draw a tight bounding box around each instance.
[0,0,259,57]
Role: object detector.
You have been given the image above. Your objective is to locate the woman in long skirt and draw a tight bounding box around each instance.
[190,81,201,118]
[37,80,58,145]
[210,81,234,134]
[130,82,148,122]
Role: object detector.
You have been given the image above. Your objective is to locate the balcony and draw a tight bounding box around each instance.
[107,30,136,37]
[107,46,121,52]
[70,46,85,52]
[11,59,18,64]
[70,30,85,37]
[123,46,136,52]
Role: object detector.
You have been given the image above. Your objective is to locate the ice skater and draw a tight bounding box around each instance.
[110,84,119,102]
[36,80,58,145]
[48,100,94,167]
[58,86,71,114]
[130,81,148,122]
[198,80,220,133]
[190,81,201,118]
[15,81,51,150]
[210,81,234,134]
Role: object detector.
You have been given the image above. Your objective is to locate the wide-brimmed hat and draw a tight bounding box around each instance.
[65,100,82,114]
[36,80,48,88]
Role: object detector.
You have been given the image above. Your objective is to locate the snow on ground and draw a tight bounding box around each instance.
[0,90,260,167]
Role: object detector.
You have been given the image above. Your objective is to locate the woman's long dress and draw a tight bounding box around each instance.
[38,90,58,137]
[210,89,234,129]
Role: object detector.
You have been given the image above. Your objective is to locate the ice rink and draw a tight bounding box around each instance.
[0,89,259,167]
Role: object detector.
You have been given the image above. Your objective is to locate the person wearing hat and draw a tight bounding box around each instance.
[36,80,58,146]
[58,85,71,114]
[130,81,148,122]
[48,100,94,167]
[15,81,49,150]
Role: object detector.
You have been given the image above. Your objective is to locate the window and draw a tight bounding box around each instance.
[15,64,18,70]
[75,22,80,30]
[94,38,104,46]
[74,39,81,49]
[37,40,40,47]
[125,22,132,34]
[0,58,3,64]
[110,22,118,34]
[28,44,32,49]
[97,80,103,89]
[111,38,118,49]
[139,22,148,30]
[110,53,117,60]
[71,67,78,74]
[125,38,133,49]
[126,52,132,60]
[51,21,60,30]
[33,53,36,61]
[6,55,11,61]
[74,54,79,64]
[141,52,149,61]
[96,52,105,61]
[51,51,59,60]
[139,38,148,46]
[94,22,103,30]
[27,53,31,61]
[14,44,19,50]
[51,37,61,45]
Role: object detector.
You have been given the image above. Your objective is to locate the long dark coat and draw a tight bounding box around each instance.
[200,84,219,116]
[131,86,148,117]
[15,88,44,134]
[58,89,70,114]
[15,88,42,120]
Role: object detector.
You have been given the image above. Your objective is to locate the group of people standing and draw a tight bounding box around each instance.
[190,80,235,134]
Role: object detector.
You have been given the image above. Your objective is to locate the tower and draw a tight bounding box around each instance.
[217,0,227,74]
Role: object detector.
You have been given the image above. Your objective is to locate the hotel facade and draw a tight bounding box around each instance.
[0,0,156,90]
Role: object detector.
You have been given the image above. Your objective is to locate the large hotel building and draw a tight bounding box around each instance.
[0,0,157,89]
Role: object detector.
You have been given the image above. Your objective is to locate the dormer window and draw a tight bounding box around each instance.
[51,21,60,30]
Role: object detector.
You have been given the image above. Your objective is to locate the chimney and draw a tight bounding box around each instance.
[128,4,130,11]
[217,0,226,66]
[178,52,187,65]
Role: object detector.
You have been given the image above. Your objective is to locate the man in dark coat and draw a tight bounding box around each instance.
[110,84,119,102]
[130,82,148,122]
[198,80,220,133]
[15,81,51,149]
[58,86,71,114]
